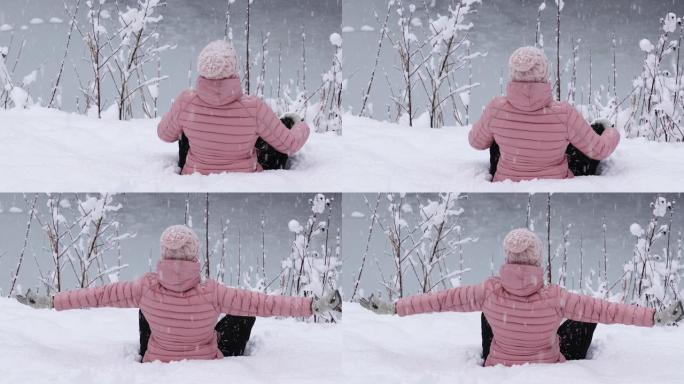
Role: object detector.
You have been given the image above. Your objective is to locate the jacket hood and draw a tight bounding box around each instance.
[505,81,553,112]
[499,264,544,297]
[156,259,201,292]
[196,76,243,106]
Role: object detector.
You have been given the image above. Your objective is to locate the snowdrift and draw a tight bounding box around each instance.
[1,108,684,192]
[341,303,681,384]
[1,298,681,384]
[0,298,340,384]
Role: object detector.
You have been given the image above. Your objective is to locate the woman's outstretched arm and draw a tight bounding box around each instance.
[396,283,487,316]
[215,283,313,318]
[565,104,620,160]
[53,277,145,311]
[557,287,654,327]
[254,100,310,155]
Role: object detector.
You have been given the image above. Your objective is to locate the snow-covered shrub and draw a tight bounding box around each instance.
[362,193,474,300]
[282,194,340,322]
[625,12,683,142]
[419,0,483,128]
[0,46,33,110]
[31,194,132,294]
[375,0,482,127]
[413,193,475,291]
[622,197,682,309]
[78,0,170,119]
[313,33,343,134]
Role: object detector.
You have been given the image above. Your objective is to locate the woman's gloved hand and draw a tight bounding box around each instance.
[654,300,684,325]
[281,112,303,125]
[312,289,342,316]
[15,289,53,309]
[359,294,396,315]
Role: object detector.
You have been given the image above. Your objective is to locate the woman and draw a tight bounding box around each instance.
[469,46,620,182]
[158,40,310,175]
[17,225,341,363]
[360,228,683,367]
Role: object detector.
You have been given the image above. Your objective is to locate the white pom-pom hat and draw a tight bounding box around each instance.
[503,228,543,266]
[160,225,200,262]
[197,40,238,80]
[508,46,549,83]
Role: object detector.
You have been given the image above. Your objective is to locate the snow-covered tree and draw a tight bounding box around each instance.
[418,0,483,128]
[283,194,339,323]
[313,33,343,134]
[625,12,683,142]
[622,196,681,310]
[412,193,474,291]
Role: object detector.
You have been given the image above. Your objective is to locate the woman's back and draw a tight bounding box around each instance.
[468,47,620,182]
[481,264,653,366]
[138,262,222,362]
[157,40,310,175]
[482,265,564,366]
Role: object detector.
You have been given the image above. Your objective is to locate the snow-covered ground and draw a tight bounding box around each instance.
[2,298,681,384]
[0,298,341,384]
[341,303,681,384]
[2,108,684,192]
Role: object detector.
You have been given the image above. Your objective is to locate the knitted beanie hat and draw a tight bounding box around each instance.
[197,40,238,79]
[503,228,543,266]
[509,46,549,82]
[160,225,200,261]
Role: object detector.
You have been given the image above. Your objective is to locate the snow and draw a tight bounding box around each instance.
[350,211,365,218]
[329,33,342,47]
[342,26,355,32]
[360,25,375,32]
[663,12,678,33]
[342,303,682,384]
[49,17,64,24]
[29,18,44,25]
[8,87,30,109]
[288,219,303,234]
[652,197,668,217]
[0,298,340,384]
[8,207,23,213]
[3,108,684,192]
[630,223,644,237]
[22,70,37,85]
[0,24,12,32]
[639,38,654,52]
[3,297,679,384]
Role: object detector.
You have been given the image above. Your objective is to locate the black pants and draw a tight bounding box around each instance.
[489,121,607,177]
[139,310,256,358]
[481,313,597,361]
[178,116,296,172]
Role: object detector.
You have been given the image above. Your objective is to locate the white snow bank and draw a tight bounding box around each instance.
[0,298,681,384]
[341,115,684,192]
[0,108,344,192]
[0,298,340,384]
[341,303,682,384]
[1,109,684,192]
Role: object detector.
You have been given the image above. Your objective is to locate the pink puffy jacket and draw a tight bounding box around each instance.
[469,81,620,182]
[54,259,313,363]
[158,76,310,175]
[396,264,654,367]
